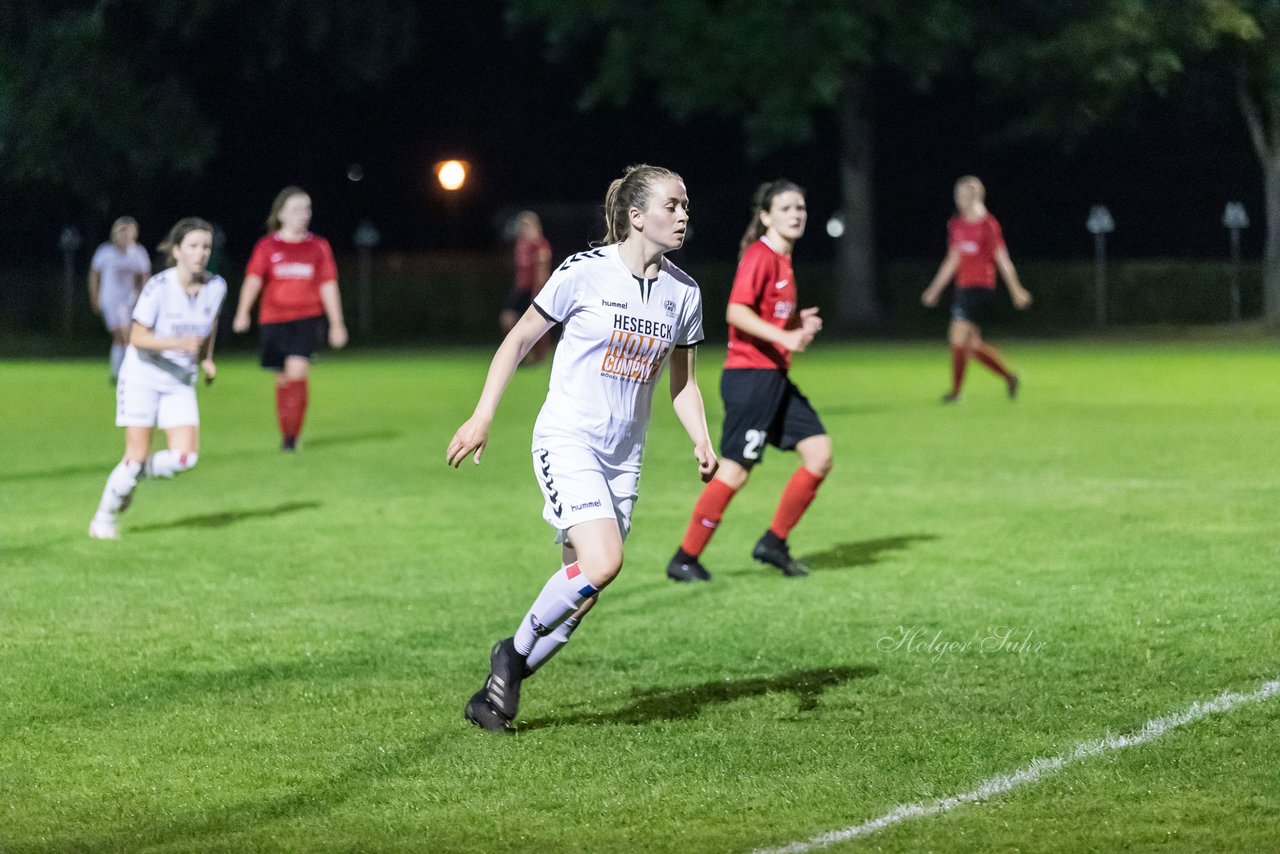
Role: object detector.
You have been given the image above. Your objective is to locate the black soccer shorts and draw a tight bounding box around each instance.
[718,368,826,468]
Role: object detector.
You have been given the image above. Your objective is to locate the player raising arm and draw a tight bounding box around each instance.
[447,164,716,733]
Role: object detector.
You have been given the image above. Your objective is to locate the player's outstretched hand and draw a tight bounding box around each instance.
[329,322,349,349]
[921,289,940,308]
[201,359,217,386]
[1013,289,1033,310]
[447,416,491,467]
[694,441,719,483]
[231,312,251,334]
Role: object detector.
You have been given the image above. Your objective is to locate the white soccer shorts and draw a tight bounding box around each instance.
[116,376,199,428]
[100,297,136,333]
[531,438,639,544]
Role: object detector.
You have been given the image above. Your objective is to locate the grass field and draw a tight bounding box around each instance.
[2,340,1277,852]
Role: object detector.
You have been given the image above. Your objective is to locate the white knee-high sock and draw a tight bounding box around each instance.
[95,459,142,520]
[525,616,581,675]
[143,450,198,479]
[109,344,125,378]
[512,562,598,656]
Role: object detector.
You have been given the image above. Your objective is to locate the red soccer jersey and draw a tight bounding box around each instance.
[724,238,798,371]
[514,235,551,291]
[948,213,1005,289]
[245,233,338,324]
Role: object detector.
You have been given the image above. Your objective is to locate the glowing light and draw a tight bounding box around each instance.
[435,160,469,191]
[826,215,845,239]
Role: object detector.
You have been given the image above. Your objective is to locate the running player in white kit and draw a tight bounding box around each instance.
[89,218,226,540]
[446,164,718,732]
[89,216,152,383]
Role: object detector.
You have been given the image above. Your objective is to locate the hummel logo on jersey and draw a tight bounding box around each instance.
[558,248,607,271]
[602,299,628,309]
[270,252,286,262]
[570,500,602,512]
[775,279,790,289]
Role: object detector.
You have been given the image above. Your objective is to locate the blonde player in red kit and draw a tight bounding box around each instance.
[921,176,1032,403]
[448,164,717,732]
[667,180,829,582]
[233,187,349,450]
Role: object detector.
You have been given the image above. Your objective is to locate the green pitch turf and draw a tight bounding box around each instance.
[1,341,1277,852]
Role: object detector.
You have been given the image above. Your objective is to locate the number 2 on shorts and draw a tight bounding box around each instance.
[743,429,765,460]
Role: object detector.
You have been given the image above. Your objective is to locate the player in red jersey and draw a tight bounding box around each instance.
[667,179,828,582]
[501,211,552,364]
[232,187,349,450]
[921,176,1032,403]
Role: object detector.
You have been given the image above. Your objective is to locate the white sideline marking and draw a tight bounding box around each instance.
[752,677,1280,854]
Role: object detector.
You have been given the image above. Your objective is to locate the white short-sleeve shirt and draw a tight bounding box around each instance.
[532,243,704,460]
[120,268,227,387]
[91,242,152,306]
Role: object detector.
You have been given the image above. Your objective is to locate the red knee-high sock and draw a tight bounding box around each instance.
[769,468,825,540]
[679,479,738,557]
[950,345,970,396]
[275,379,309,440]
[971,341,1012,380]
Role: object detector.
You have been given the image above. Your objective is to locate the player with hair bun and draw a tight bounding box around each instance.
[89,218,225,540]
[667,179,829,582]
[448,164,717,733]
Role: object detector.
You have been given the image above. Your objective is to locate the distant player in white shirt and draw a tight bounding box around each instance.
[89,218,226,540]
[447,164,718,733]
[89,216,152,383]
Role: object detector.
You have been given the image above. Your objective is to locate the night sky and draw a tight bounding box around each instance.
[0,3,1265,269]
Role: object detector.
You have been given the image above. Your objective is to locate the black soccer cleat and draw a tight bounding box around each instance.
[940,392,959,404]
[1007,373,1020,400]
[752,532,810,577]
[464,689,514,734]
[666,550,712,582]
[485,637,527,720]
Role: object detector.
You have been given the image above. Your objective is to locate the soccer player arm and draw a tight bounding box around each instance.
[319,280,348,348]
[726,303,810,353]
[128,322,201,354]
[198,319,218,385]
[446,306,555,468]
[88,268,102,315]
[922,248,960,307]
[668,346,718,482]
[232,274,263,333]
[995,246,1032,309]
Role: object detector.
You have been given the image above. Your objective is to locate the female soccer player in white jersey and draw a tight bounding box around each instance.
[88,218,226,540]
[447,164,718,733]
[89,216,152,383]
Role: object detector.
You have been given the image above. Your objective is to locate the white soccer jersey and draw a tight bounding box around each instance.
[120,268,226,387]
[91,242,151,305]
[532,243,704,460]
